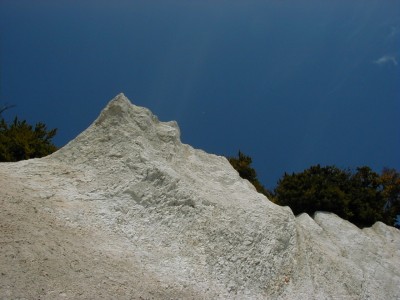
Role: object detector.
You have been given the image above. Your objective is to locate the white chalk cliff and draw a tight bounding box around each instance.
[0,94,399,299]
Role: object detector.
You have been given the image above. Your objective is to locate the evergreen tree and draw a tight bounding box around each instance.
[347,167,385,227]
[227,151,273,198]
[380,168,400,228]
[274,164,399,228]
[0,116,57,162]
[275,165,354,220]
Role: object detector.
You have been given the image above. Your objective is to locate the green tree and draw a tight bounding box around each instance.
[0,116,57,162]
[380,168,400,227]
[274,165,354,220]
[274,165,398,228]
[347,167,385,227]
[227,151,273,198]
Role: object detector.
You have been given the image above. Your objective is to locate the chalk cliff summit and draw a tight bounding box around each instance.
[1,94,399,299]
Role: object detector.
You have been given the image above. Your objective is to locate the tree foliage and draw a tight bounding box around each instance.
[274,165,400,228]
[380,168,400,228]
[275,165,353,218]
[228,150,399,229]
[227,151,273,198]
[0,116,57,162]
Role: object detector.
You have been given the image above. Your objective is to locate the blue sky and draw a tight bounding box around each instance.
[1,0,399,189]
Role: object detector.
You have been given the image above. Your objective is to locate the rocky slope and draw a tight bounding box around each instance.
[1,94,399,299]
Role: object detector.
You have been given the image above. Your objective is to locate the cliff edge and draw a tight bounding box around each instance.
[1,94,398,299]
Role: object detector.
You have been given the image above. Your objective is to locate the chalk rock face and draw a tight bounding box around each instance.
[0,93,399,299]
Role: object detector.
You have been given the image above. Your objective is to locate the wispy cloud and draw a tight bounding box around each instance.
[388,26,400,40]
[374,55,398,66]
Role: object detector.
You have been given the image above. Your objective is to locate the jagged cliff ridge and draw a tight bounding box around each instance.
[0,94,399,299]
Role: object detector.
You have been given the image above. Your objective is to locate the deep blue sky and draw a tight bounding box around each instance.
[1,1,399,189]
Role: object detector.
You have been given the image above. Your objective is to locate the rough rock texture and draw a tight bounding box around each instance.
[1,93,399,299]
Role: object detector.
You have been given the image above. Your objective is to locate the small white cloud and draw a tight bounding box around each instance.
[388,26,400,39]
[374,55,398,66]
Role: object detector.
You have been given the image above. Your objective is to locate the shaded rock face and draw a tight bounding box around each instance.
[0,93,399,299]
